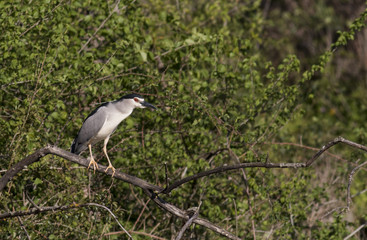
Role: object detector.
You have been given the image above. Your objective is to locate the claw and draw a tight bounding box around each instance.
[105,164,116,177]
[88,158,99,174]
[87,144,98,174]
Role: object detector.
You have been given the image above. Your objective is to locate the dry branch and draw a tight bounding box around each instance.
[175,201,202,240]
[162,136,367,194]
[0,145,239,240]
[0,145,161,192]
[1,136,366,240]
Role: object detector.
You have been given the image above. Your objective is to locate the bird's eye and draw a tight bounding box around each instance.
[134,97,139,102]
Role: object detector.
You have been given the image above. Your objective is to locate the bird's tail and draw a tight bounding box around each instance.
[71,138,87,155]
[70,139,78,154]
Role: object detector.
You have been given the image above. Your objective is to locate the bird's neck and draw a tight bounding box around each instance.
[111,101,135,115]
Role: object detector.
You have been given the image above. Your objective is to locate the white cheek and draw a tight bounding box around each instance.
[132,101,140,108]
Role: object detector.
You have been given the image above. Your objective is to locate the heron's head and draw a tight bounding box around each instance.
[121,94,157,110]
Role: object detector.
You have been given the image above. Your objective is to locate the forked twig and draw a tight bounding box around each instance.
[175,201,202,240]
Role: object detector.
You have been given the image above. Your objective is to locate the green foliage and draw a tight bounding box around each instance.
[1,0,366,239]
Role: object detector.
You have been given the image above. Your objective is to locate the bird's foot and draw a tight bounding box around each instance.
[105,164,116,177]
[87,158,99,173]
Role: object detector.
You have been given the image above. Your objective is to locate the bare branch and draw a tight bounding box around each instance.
[306,136,367,166]
[2,136,365,240]
[0,145,161,192]
[144,189,241,240]
[160,161,306,194]
[162,136,367,194]
[0,146,239,239]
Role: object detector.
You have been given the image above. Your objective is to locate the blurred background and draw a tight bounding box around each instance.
[1,0,366,239]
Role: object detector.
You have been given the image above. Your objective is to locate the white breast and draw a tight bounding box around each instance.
[95,105,133,139]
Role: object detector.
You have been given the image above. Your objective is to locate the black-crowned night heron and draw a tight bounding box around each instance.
[71,93,156,175]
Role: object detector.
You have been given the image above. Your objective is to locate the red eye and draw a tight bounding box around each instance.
[134,97,139,102]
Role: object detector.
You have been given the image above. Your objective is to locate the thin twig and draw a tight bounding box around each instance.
[306,137,367,166]
[78,0,137,54]
[17,216,31,240]
[78,0,121,53]
[266,141,366,169]
[154,42,202,59]
[233,199,238,237]
[320,207,345,219]
[85,203,133,239]
[164,162,169,188]
[25,191,41,210]
[346,160,367,210]
[352,188,367,198]
[227,134,256,240]
[105,230,167,240]
[131,199,150,231]
[19,0,65,37]
[343,222,367,240]
[266,141,347,162]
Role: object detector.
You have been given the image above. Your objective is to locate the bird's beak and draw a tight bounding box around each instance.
[141,101,157,110]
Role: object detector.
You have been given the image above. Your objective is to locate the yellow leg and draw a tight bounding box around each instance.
[103,137,116,177]
[88,144,98,173]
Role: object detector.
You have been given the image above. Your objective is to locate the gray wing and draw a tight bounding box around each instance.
[71,106,107,154]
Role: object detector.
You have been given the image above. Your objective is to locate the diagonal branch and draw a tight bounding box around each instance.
[0,145,161,192]
[0,146,239,240]
[1,136,365,240]
[343,222,367,240]
[144,189,240,240]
